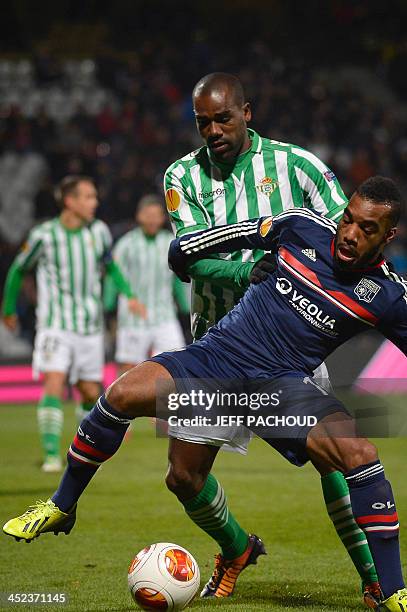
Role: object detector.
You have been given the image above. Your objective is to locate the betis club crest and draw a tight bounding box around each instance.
[354,278,381,303]
[256,177,279,196]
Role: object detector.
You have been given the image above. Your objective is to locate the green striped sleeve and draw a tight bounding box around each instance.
[2,261,24,315]
[2,227,44,315]
[103,273,117,312]
[14,227,44,271]
[187,259,254,290]
[105,235,128,309]
[290,146,348,221]
[164,161,210,236]
[105,260,134,298]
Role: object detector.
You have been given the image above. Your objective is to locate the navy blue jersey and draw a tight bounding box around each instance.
[169,209,407,379]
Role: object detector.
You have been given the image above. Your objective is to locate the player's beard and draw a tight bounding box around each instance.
[334,236,384,271]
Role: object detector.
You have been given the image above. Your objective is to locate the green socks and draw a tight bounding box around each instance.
[322,470,378,585]
[182,474,249,560]
[181,469,377,583]
[181,470,377,581]
[37,395,63,458]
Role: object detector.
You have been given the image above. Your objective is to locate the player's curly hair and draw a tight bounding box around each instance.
[356,176,403,225]
[54,175,95,209]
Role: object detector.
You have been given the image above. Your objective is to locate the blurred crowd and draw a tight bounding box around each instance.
[1,17,407,351]
[1,41,406,240]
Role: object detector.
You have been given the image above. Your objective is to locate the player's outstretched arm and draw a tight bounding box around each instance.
[185,258,256,289]
[168,217,274,280]
[2,228,44,329]
[1,262,24,330]
[105,260,147,319]
[165,165,255,289]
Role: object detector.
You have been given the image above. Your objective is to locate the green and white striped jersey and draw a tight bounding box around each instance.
[113,228,178,329]
[164,129,348,337]
[15,217,112,334]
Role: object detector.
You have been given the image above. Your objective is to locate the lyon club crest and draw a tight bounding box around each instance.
[354,278,381,303]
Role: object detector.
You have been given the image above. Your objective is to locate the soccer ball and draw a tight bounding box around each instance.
[128,542,200,610]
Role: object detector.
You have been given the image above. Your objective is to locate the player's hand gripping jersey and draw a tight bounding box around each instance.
[169,209,407,376]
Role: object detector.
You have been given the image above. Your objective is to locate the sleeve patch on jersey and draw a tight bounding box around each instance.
[324,170,336,182]
[260,216,273,237]
[165,188,181,212]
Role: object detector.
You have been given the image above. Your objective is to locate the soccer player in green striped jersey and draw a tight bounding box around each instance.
[1,176,143,472]
[105,193,188,374]
[163,73,379,603]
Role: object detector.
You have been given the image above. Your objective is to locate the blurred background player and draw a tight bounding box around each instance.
[104,193,188,376]
[1,175,143,472]
[163,72,379,601]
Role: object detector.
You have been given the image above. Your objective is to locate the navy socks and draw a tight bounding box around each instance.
[52,395,131,512]
[345,460,404,598]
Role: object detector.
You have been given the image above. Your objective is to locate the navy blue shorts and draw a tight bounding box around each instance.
[150,343,349,467]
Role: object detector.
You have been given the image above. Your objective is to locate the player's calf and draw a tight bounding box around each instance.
[307,412,378,473]
[165,438,218,500]
[165,466,205,500]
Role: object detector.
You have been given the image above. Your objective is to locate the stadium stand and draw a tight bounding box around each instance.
[0,7,406,354]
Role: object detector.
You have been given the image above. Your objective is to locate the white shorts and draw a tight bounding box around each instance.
[115,320,185,364]
[168,361,331,455]
[169,423,253,455]
[33,328,104,384]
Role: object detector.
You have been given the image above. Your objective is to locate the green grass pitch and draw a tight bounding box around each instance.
[0,404,406,611]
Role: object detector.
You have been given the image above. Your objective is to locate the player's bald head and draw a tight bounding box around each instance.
[192,72,245,107]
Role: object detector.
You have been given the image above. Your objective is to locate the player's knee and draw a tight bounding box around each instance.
[340,439,378,473]
[106,378,137,416]
[165,465,203,500]
[43,373,65,398]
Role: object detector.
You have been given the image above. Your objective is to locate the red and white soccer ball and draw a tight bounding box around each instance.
[128,543,200,610]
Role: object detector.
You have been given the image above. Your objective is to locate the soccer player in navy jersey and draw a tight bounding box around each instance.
[4,176,407,611]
